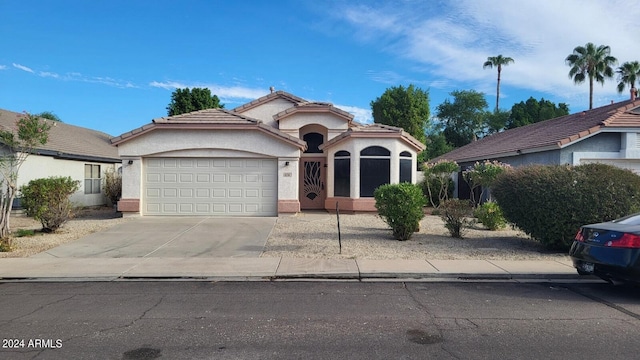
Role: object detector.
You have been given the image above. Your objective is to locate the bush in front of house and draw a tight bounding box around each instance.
[439,199,473,238]
[103,167,122,207]
[374,183,426,241]
[492,163,640,250]
[473,201,507,230]
[20,176,80,232]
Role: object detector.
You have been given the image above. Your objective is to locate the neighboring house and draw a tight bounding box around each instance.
[0,109,121,207]
[111,90,425,216]
[434,94,640,199]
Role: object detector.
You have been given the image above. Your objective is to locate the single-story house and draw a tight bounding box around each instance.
[434,92,640,198]
[111,90,425,216]
[0,109,121,207]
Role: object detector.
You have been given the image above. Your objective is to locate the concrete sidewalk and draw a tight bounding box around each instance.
[0,257,595,282]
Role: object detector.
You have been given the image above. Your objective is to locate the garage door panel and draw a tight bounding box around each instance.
[144,158,277,216]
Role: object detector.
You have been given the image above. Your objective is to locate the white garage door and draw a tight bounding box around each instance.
[144,158,277,216]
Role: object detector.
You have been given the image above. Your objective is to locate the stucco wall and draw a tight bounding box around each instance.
[460,149,561,169]
[117,128,302,207]
[561,132,622,164]
[19,155,115,207]
[237,98,295,128]
[278,113,349,139]
[324,137,419,199]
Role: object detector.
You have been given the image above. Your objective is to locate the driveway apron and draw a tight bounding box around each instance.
[30,217,276,258]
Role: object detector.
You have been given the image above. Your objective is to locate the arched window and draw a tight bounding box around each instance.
[303,132,324,153]
[359,146,390,197]
[333,151,350,197]
[400,151,412,183]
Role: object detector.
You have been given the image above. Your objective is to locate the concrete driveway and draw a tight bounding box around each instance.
[31,217,276,258]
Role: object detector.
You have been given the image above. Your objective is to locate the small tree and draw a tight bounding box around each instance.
[0,112,51,245]
[422,160,459,208]
[463,160,511,206]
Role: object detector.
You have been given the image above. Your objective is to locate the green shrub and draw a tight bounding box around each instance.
[439,199,473,238]
[20,176,80,232]
[492,164,640,250]
[473,201,507,230]
[374,183,426,241]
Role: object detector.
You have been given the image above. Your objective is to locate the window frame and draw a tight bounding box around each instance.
[84,164,101,194]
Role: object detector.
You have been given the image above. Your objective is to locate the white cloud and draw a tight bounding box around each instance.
[0,65,6,70]
[150,81,267,102]
[10,63,137,88]
[335,104,372,124]
[39,71,59,78]
[13,63,34,73]
[335,0,640,109]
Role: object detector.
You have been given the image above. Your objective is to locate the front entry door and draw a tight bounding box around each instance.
[300,158,326,209]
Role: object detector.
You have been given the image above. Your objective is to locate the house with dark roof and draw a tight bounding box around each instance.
[0,109,121,207]
[112,90,425,216]
[435,93,640,198]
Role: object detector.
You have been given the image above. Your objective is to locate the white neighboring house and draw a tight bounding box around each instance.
[112,90,426,216]
[0,109,121,207]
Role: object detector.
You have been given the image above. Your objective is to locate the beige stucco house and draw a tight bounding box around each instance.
[0,109,121,207]
[112,90,425,216]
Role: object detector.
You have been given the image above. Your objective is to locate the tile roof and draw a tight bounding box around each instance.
[434,99,640,163]
[321,123,426,151]
[273,101,355,122]
[110,108,306,149]
[232,90,307,113]
[0,109,120,162]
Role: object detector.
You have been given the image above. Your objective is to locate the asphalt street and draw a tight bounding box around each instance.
[0,281,639,359]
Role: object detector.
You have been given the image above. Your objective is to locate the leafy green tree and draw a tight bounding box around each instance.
[370,84,430,144]
[483,55,514,111]
[35,111,62,122]
[484,109,510,134]
[565,43,618,109]
[423,133,453,160]
[616,61,640,95]
[506,97,570,129]
[166,87,224,116]
[436,90,489,148]
[0,112,52,244]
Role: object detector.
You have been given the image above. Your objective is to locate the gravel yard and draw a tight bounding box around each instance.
[0,207,129,258]
[261,212,569,261]
[0,209,569,261]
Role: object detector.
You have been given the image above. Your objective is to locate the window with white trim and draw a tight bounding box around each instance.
[84,164,101,194]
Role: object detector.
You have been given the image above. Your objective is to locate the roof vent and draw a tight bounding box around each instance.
[269,86,275,94]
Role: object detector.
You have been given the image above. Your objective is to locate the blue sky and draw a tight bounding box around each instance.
[1,0,639,136]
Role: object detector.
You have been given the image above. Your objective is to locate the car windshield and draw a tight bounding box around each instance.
[611,213,640,225]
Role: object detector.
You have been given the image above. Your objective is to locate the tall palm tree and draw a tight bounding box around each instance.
[483,55,514,112]
[565,43,618,109]
[616,61,640,96]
